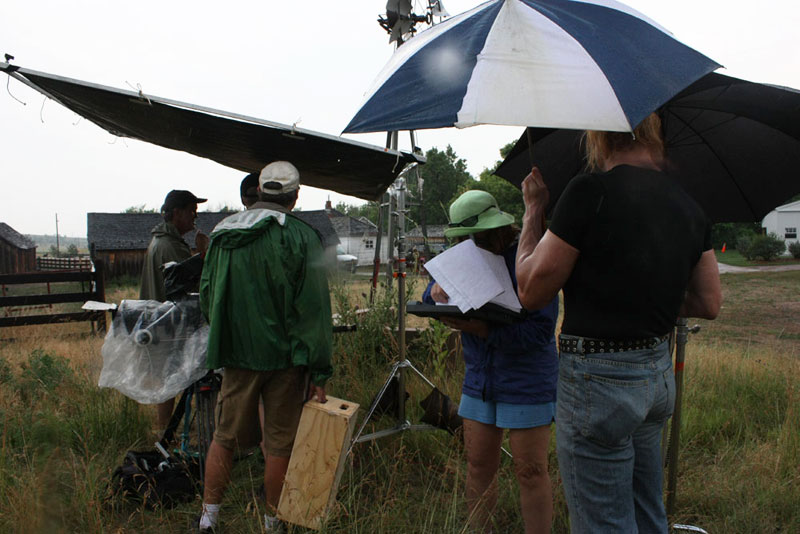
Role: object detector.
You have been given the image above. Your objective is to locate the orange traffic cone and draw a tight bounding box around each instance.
[721,243,727,253]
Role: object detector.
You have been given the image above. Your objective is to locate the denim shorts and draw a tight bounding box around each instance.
[458,393,555,429]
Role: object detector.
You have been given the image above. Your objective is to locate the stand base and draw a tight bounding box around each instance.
[348,359,440,455]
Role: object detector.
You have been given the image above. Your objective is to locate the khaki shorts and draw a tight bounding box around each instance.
[213,366,307,457]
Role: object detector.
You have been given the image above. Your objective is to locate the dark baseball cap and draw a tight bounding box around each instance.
[240,173,259,198]
[161,190,207,212]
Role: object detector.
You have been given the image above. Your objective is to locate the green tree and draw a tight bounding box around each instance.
[452,141,525,223]
[48,244,60,257]
[471,141,524,223]
[711,222,761,250]
[334,201,380,224]
[66,243,79,256]
[409,145,473,226]
[122,205,157,213]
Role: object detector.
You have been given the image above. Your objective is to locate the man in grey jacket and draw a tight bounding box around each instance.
[140,189,209,428]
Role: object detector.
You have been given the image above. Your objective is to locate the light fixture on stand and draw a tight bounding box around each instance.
[349,166,443,451]
[351,0,457,453]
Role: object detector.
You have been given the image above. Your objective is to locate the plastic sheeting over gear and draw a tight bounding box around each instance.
[99,299,209,404]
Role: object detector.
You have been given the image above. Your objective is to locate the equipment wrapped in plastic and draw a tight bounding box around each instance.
[99,298,209,404]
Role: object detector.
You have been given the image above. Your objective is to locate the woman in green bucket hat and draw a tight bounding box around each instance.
[422,190,559,534]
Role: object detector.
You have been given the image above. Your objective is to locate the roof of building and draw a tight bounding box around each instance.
[407,224,448,238]
[328,214,379,237]
[0,222,36,250]
[295,210,340,247]
[774,199,800,212]
[355,216,378,229]
[87,210,338,251]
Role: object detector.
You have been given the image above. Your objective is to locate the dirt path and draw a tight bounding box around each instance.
[718,262,800,274]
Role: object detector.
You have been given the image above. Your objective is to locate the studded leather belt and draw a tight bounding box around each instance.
[558,333,670,354]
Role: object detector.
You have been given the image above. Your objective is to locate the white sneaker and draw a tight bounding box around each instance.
[264,514,287,533]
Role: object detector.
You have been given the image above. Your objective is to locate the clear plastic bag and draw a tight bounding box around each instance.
[99,298,209,404]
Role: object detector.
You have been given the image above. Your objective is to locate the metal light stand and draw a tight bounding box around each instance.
[352,2,449,453]
[349,169,441,453]
[665,318,701,517]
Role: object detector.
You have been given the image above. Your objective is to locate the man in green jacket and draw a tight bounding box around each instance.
[197,161,333,534]
[140,189,208,429]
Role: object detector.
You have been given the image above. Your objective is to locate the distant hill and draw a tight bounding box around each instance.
[26,234,88,251]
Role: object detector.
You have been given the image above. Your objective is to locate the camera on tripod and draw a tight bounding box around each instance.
[99,254,209,405]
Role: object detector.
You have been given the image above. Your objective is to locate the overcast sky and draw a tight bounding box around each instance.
[2,0,798,237]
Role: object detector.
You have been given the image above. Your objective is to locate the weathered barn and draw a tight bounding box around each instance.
[0,222,37,274]
[87,211,339,279]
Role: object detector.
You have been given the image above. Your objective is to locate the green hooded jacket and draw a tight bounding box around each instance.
[140,221,193,301]
[199,207,333,386]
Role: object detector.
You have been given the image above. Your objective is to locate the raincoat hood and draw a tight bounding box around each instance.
[209,209,287,249]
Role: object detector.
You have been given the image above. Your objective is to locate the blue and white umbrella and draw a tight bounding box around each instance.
[344,0,720,134]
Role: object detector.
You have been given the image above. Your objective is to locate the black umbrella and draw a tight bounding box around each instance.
[495,72,800,222]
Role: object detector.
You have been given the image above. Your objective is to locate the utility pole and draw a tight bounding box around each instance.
[55,213,60,257]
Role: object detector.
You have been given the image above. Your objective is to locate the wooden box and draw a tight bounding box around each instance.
[277,396,360,530]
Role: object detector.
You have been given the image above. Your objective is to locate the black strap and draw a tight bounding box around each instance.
[158,387,190,449]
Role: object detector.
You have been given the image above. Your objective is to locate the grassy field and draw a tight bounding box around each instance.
[0,271,798,533]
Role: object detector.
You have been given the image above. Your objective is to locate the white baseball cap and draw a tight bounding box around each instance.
[259,161,300,195]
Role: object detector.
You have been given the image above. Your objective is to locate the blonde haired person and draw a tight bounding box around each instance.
[515,113,721,533]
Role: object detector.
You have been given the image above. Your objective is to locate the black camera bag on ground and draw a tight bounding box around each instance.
[108,388,200,508]
[109,449,200,508]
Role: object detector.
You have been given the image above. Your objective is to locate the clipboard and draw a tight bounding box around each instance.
[407,301,527,325]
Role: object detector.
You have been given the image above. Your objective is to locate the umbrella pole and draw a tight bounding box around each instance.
[526,128,535,163]
[525,128,548,230]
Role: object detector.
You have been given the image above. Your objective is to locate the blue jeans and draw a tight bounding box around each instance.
[556,340,675,533]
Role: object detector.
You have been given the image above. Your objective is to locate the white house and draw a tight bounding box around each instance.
[762,199,800,253]
[325,204,390,266]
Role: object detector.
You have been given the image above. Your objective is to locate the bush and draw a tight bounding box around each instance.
[712,222,761,250]
[789,241,800,259]
[738,233,786,261]
[736,234,753,257]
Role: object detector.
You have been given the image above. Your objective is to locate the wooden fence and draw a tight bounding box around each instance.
[36,256,93,271]
[0,260,107,331]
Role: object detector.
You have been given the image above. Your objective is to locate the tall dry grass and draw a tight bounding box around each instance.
[0,271,798,532]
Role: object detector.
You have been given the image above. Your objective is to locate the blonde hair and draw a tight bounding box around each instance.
[584,113,665,172]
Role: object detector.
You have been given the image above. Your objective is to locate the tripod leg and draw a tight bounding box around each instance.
[159,388,190,449]
[196,375,219,482]
[348,362,404,452]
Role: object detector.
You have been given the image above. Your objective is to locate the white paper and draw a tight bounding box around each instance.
[481,250,523,313]
[82,300,118,311]
[424,240,521,313]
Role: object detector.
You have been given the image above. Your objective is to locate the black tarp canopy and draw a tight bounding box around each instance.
[1,63,422,200]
